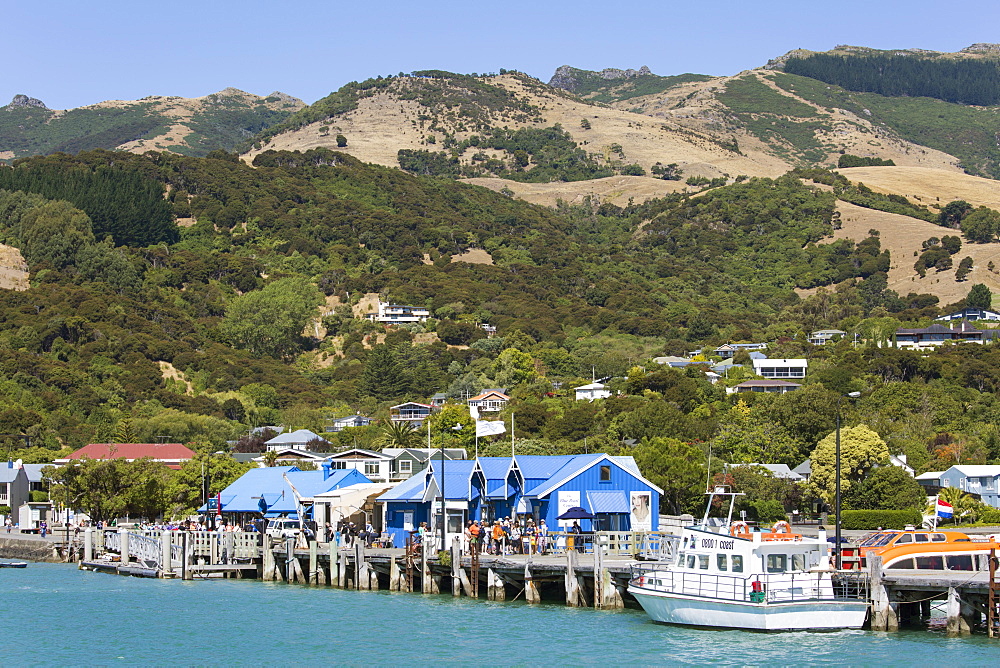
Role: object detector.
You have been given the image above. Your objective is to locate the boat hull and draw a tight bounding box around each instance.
[628,586,869,631]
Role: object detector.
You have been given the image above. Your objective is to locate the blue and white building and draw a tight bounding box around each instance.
[206,465,372,521]
[377,453,662,548]
[938,465,1000,508]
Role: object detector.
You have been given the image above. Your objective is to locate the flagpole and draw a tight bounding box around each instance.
[511,413,515,459]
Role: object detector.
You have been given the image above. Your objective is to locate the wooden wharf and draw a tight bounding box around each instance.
[76,528,1000,636]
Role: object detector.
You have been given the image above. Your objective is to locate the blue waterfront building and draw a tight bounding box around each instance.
[205,465,371,520]
[377,454,661,548]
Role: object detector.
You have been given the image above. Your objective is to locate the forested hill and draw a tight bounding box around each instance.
[0,89,302,161]
[0,148,924,456]
[780,45,1000,106]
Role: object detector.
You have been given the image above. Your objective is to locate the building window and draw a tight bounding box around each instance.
[600,465,611,481]
[399,460,412,474]
[330,461,346,470]
[364,462,380,476]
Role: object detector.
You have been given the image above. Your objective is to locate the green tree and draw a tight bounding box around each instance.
[955,256,973,282]
[844,465,926,510]
[168,453,253,516]
[712,401,807,466]
[631,437,706,514]
[336,134,347,147]
[808,424,889,505]
[359,345,409,401]
[960,206,1000,243]
[939,200,972,228]
[967,283,993,310]
[492,347,537,388]
[219,277,324,358]
[376,420,423,449]
[45,457,173,523]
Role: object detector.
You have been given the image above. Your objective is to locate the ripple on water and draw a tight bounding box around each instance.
[5,563,999,666]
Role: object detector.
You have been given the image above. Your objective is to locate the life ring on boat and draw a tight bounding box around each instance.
[729,521,751,538]
[771,521,792,534]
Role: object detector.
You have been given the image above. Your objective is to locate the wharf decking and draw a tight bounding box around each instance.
[76,529,1000,636]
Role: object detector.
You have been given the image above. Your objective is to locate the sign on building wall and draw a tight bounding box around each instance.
[630,491,652,532]
[557,490,580,528]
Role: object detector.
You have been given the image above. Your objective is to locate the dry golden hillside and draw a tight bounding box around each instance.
[603,71,961,175]
[824,201,1000,304]
[244,70,966,207]
[244,74,789,191]
[836,166,1000,210]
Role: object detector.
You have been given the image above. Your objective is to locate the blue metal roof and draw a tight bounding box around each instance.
[378,470,431,502]
[587,490,629,513]
[516,455,577,481]
[477,457,512,481]
[205,466,370,514]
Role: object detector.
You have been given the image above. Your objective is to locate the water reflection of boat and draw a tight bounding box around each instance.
[627,487,869,631]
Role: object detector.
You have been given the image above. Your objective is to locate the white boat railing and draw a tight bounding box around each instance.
[629,564,869,603]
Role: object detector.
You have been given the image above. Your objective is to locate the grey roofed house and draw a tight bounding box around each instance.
[741,463,804,481]
[0,464,29,514]
[936,307,1000,322]
[21,463,48,493]
[792,460,811,480]
[264,429,330,452]
[327,415,373,432]
[381,447,467,481]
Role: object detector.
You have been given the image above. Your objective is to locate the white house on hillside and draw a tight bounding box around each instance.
[752,358,808,379]
[265,429,330,452]
[575,382,611,401]
[365,302,431,323]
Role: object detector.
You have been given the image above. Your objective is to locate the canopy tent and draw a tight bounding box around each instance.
[312,482,396,527]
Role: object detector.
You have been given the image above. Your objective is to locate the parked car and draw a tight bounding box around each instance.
[265,518,301,539]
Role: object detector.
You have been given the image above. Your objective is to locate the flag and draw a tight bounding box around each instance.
[935,498,953,519]
[469,405,480,421]
[475,420,506,438]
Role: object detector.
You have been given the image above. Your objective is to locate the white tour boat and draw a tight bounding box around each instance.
[628,487,870,631]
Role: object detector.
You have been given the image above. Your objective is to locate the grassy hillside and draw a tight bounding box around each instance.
[0,89,302,161]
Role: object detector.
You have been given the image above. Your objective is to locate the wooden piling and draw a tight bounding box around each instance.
[451,538,462,597]
[356,543,367,590]
[308,541,318,585]
[160,532,171,577]
[947,586,971,636]
[389,556,401,591]
[565,550,581,607]
[120,530,130,566]
[524,561,541,604]
[262,536,275,581]
[83,528,93,564]
[869,555,898,631]
[487,568,505,601]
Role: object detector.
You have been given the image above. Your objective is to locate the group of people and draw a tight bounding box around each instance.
[468,517,550,555]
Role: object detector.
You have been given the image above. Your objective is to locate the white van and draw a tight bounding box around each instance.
[265,518,301,539]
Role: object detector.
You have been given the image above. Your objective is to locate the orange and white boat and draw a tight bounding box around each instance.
[857,528,999,572]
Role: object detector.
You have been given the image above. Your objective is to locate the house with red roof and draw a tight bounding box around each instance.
[54,443,197,470]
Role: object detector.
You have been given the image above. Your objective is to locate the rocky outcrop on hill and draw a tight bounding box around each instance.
[4,94,48,110]
[548,65,652,92]
[961,43,1000,55]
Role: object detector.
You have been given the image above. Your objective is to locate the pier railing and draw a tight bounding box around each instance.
[100,529,260,568]
[629,563,869,603]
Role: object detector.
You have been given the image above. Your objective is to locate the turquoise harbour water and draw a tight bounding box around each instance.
[4,563,999,666]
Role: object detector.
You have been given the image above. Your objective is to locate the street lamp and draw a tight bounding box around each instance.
[835,391,861,569]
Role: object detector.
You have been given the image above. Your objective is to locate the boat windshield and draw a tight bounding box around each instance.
[860,532,898,548]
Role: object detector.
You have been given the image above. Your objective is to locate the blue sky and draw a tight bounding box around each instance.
[7,0,1000,109]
